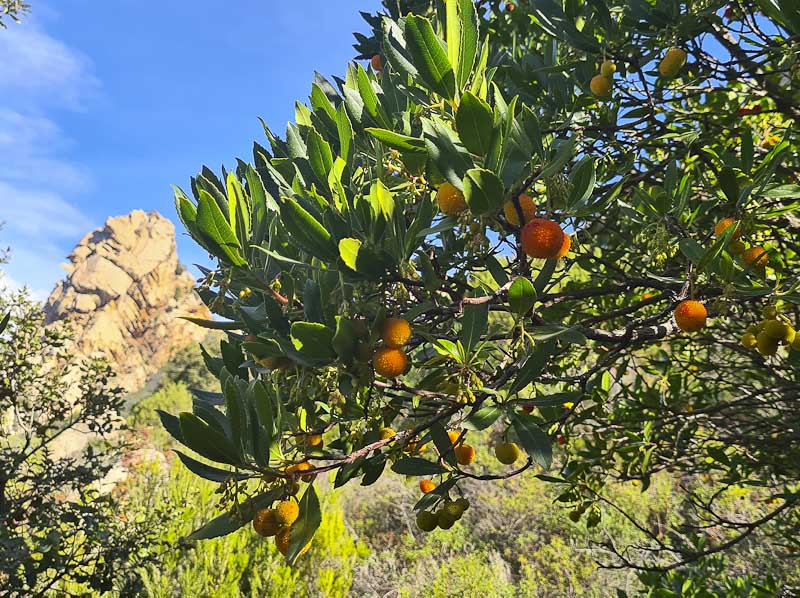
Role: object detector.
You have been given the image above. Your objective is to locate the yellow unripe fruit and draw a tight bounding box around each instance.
[373,347,408,378]
[442,501,463,520]
[763,319,790,341]
[740,333,757,349]
[600,60,616,77]
[381,317,412,348]
[454,444,476,465]
[503,194,537,226]
[659,47,687,78]
[448,430,463,445]
[742,246,769,270]
[763,306,778,319]
[494,442,522,465]
[378,427,396,440]
[416,510,438,532]
[756,331,779,356]
[454,497,470,513]
[304,434,323,449]
[437,182,467,217]
[590,74,612,99]
[274,501,300,526]
[253,508,282,537]
[785,326,796,345]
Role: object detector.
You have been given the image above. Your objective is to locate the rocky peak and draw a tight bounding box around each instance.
[45,210,211,392]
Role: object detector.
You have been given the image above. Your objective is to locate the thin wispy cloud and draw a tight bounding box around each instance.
[0,12,101,294]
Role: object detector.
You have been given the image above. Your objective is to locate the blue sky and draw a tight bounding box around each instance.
[0,0,380,299]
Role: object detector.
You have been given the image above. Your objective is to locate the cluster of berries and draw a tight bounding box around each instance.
[590,60,616,99]
[415,497,470,531]
[252,500,309,556]
[741,306,800,356]
[715,218,769,273]
[373,317,412,379]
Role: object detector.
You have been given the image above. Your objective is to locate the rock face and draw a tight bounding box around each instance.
[44,210,211,392]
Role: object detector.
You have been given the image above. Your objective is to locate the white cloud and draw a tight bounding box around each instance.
[0,182,92,238]
[0,21,100,110]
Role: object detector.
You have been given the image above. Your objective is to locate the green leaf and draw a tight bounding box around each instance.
[280,197,336,260]
[368,180,395,221]
[290,322,336,360]
[173,450,251,483]
[404,15,456,100]
[509,342,556,395]
[719,166,739,203]
[306,128,334,192]
[339,237,390,279]
[508,277,536,316]
[179,316,243,330]
[463,167,504,215]
[0,312,9,335]
[456,91,494,155]
[567,157,596,207]
[286,485,322,564]
[511,411,552,469]
[455,0,478,89]
[332,316,358,362]
[226,172,251,247]
[429,422,457,466]
[178,412,241,465]
[539,138,576,180]
[196,190,247,267]
[365,128,427,153]
[678,238,705,264]
[187,487,282,541]
[338,238,363,272]
[336,103,353,164]
[461,291,488,352]
[463,405,502,430]
[391,457,447,476]
[356,65,391,129]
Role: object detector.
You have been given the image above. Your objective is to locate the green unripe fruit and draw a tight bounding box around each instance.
[494,442,522,465]
[454,497,470,513]
[756,331,779,356]
[416,510,438,532]
[600,60,616,77]
[740,333,757,349]
[437,511,456,530]
[763,319,790,340]
[442,501,463,520]
[729,240,746,255]
[568,510,582,522]
[763,306,778,319]
[745,324,758,335]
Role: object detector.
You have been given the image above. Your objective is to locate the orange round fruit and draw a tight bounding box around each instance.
[503,194,537,226]
[253,508,281,537]
[274,501,300,526]
[304,434,323,449]
[554,232,571,259]
[674,300,707,332]
[419,479,436,494]
[381,317,412,348]
[448,430,463,445]
[437,182,467,217]
[715,218,742,241]
[659,47,687,78]
[378,427,396,440]
[521,218,565,259]
[370,54,382,71]
[590,74,612,99]
[742,246,768,270]
[455,444,476,465]
[373,347,408,378]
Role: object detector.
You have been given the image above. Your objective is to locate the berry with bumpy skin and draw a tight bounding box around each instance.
[274,501,300,526]
[554,232,571,259]
[455,498,470,513]
[521,218,565,259]
[600,60,616,77]
[729,240,746,255]
[304,434,323,449]
[741,333,758,349]
[437,183,467,217]
[253,508,281,537]
[763,306,779,319]
[715,218,742,241]
[448,430,463,445]
[557,435,567,445]
[382,317,412,348]
[373,347,408,378]
[286,461,314,482]
[503,194,537,226]
[659,47,687,78]
[442,501,464,520]
[763,319,791,341]
[742,246,768,270]
[674,300,707,332]
[437,511,456,530]
[378,427,395,441]
[370,54,382,72]
[416,510,438,532]
[419,479,436,494]
[495,443,522,465]
[275,527,291,555]
[455,444,476,465]
[589,74,612,99]
[757,331,779,356]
